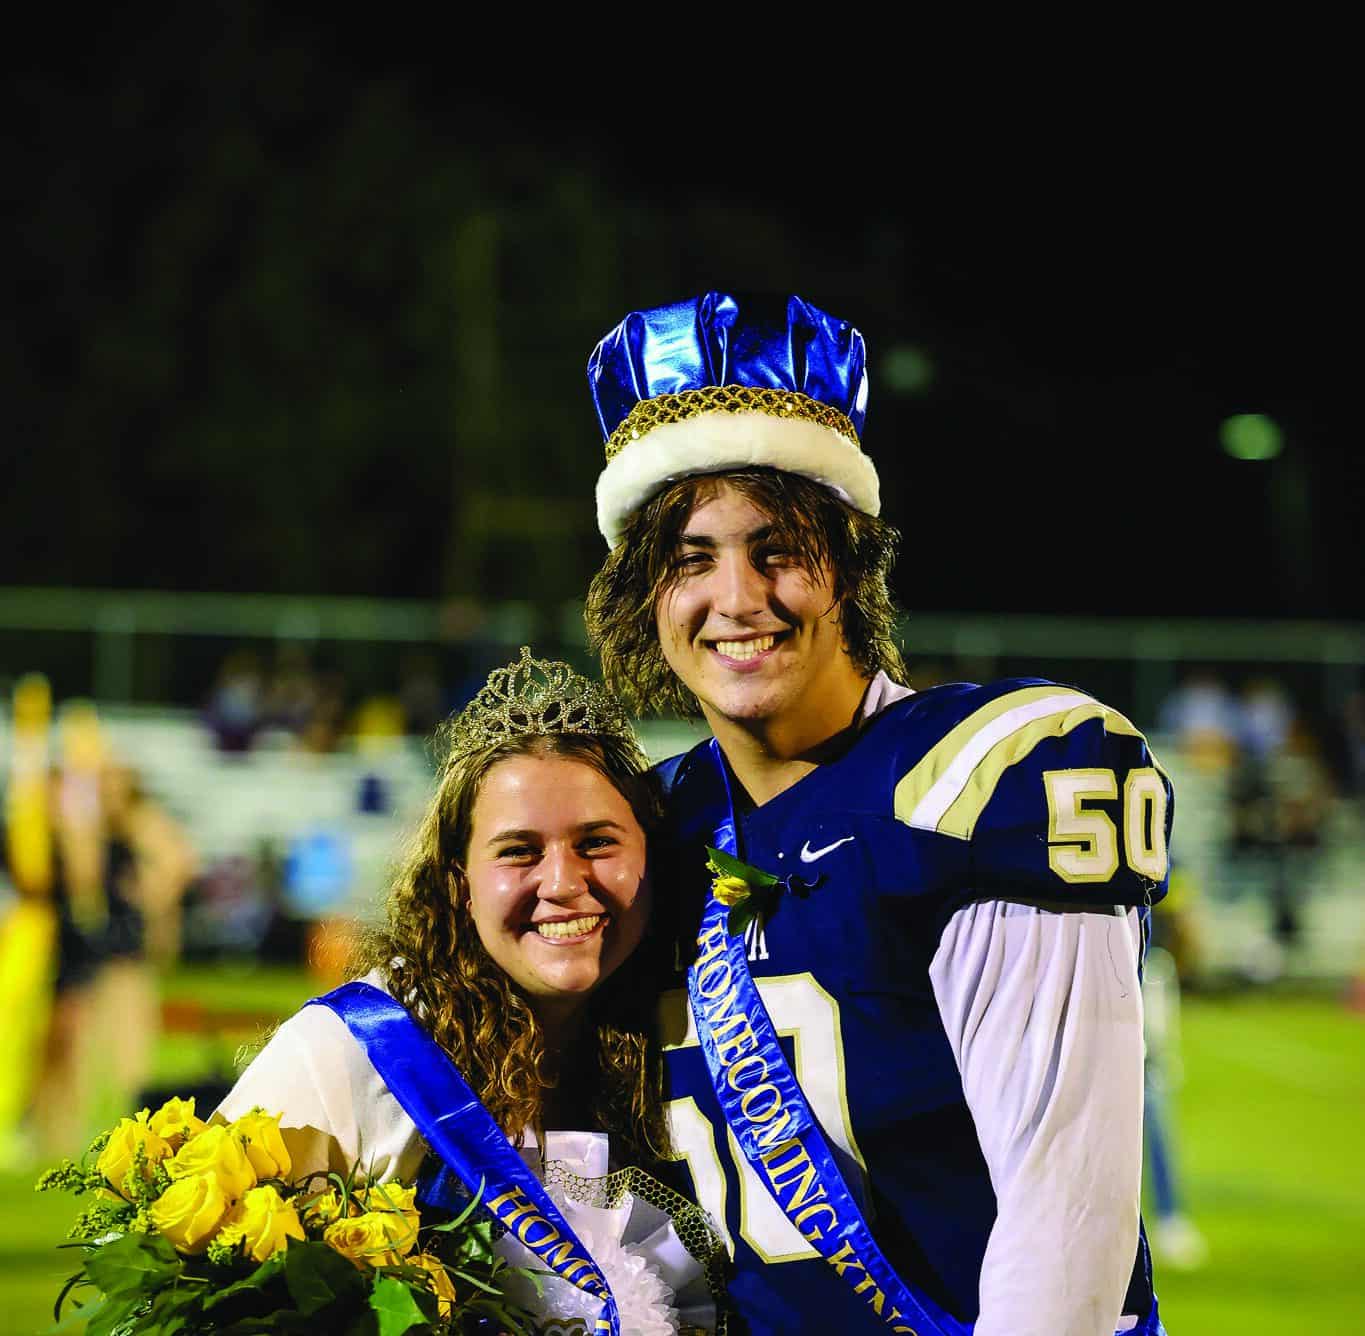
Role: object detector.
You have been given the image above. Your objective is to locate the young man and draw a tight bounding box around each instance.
[584,293,1171,1336]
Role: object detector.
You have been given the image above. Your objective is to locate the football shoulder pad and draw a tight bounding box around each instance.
[891,678,1173,907]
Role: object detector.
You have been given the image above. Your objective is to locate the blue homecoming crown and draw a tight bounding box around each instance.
[587,292,880,545]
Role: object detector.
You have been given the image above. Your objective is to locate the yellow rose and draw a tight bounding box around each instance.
[712,874,750,907]
[166,1124,256,1201]
[96,1111,173,1197]
[148,1096,206,1149]
[410,1252,458,1317]
[324,1209,417,1269]
[149,1170,231,1253]
[359,1181,420,1235]
[298,1184,349,1229]
[218,1184,305,1263]
[227,1108,292,1180]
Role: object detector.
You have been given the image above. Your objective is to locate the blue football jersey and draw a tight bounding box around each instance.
[654,679,1172,1335]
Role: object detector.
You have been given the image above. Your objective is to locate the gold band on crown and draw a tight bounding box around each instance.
[446,647,637,761]
[603,385,861,462]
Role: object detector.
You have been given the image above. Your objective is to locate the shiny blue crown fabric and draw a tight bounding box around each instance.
[587,292,869,440]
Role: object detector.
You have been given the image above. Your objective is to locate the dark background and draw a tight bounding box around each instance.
[4,12,1353,623]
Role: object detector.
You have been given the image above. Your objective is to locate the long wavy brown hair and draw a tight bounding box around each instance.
[351,728,669,1165]
[586,467,907,717]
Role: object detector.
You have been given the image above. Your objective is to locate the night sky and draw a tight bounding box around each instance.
[3,18,1354,622]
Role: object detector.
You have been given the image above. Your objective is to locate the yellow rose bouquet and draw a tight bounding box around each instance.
[37,1096,541,1334]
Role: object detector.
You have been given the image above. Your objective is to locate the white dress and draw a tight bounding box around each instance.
[214,977,720,1335]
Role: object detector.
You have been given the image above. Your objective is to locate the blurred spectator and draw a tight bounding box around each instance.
[262,642,321,737]
[1142,939,1210,1271]
[94,762,199,1116]
[1336,684,1365,799]
[101,763,199,966]
[282,826,354,920]
[1269,716,1337,848]
[398,649,447,737]
[297,668,348,753]
[202,648,265,752]
[1228,682,1337,978]
[55,702,109,938]
[28,703,113,1158]
[0,673,60,1167]
[352,692,407,816]
[351,693,406,751]
[181,848,277,959]
[180,837,310,966]
[1237,675,1293,762]
[1266,714,1336,955]
[1150,860,1207,991]
[1158,668,1240,774]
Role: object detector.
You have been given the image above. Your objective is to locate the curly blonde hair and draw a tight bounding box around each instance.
[352,728,669,1164]
[586,467,907,717]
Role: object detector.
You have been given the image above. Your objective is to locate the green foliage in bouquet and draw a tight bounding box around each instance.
[36,1096,543,1335]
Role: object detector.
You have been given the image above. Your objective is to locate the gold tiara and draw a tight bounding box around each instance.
[446,647,638,760]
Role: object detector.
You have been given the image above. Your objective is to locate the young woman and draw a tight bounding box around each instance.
[216,648,722,1333]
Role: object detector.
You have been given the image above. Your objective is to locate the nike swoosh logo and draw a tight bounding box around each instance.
[799,836,855,863]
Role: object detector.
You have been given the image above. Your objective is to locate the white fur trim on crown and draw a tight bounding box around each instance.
[595,411,881,545]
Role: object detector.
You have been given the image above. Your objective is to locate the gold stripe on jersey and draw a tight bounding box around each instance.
[936,703,1145,839]
[893,687,1151,839]
[893,686,1089,832]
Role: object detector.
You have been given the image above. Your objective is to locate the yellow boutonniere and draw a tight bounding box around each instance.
[706,846,786,936]
[711,874,751,907]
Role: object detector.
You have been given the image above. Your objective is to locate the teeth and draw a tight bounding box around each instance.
[535,914,605,939]
[713,635,776,660]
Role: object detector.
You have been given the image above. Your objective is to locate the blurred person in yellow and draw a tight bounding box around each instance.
[0,673,60,1167]
[97,760,199,1118]
[26,699,113,1158]
[2,691,197,1162]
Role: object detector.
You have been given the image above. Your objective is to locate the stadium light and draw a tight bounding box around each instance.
[881,344,935,395]
[1219,413,1283,461]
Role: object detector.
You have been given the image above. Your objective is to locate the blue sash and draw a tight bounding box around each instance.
[309,981,621,1336]
[690,739,968,1336]
[690,738,1169,1336]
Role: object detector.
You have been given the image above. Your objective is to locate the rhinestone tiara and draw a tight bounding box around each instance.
[445,646,638,761]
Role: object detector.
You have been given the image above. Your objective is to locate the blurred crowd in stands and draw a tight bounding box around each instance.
[200,643,453,756]
[1156,668,1361,984]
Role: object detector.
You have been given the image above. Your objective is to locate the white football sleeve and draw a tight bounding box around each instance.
[930,899,1145,1336]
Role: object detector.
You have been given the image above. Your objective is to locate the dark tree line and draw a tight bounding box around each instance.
[3,12,1352,618]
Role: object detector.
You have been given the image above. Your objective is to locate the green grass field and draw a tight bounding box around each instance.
[1145,990,1364,1332]
[1,970,1361,1334]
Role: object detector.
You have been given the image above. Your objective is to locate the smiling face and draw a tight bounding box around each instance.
[464,754,650,1027]
[653,481,870,748]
